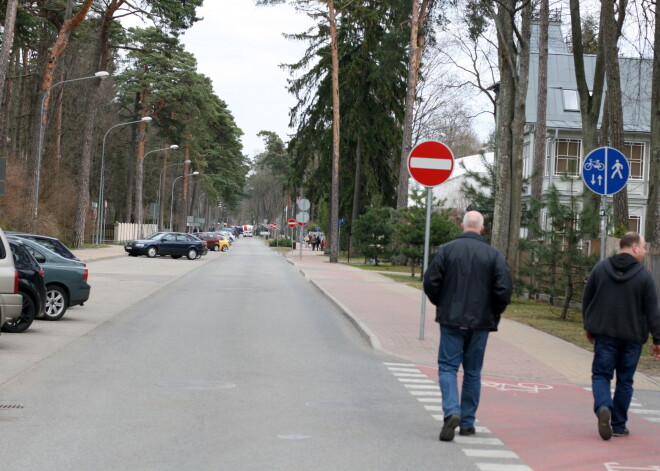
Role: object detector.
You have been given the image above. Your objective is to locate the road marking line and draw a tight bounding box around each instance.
[392,373,428,377]
[416,397,442,403]
[424,405,443,411]
[477,464,533,471]
[464,449,519,459]
[384,362,415,367]
[455,437,503,446]
[629,409,660,415]
[404,384,439,390]
[397,378,436,383]
[409,390,442,396]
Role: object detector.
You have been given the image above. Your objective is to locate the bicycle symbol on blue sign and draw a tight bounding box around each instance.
[582,147,629,196]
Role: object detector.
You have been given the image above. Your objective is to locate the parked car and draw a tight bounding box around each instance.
[7,232,80,261]
[196,232,230,252]
[124,232,208,260]
[3,238,46,333]
[10,236,90,321]
[243,230,253,237]
[0,229,22,331]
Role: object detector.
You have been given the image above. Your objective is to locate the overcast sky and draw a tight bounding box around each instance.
[180,1,313,159]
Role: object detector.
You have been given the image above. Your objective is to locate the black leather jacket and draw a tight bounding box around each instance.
[423,232,512,331]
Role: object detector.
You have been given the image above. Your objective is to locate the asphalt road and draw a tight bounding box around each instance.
[0,239,478,470]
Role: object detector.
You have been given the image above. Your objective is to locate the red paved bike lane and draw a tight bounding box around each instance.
[417,364,660,471]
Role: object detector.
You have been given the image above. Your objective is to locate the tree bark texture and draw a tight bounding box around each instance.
[74,1,123,248]
[531,0,549,213]
[645,2,660,246]
[328,0,340,263]
[602,0,628,228]
[396,0,428,210]
[28,0,94,232]
[0,0,19,120]
[569,0,606,217]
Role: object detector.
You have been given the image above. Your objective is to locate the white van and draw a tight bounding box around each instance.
[243,230,253,237]
[0,228,22,331]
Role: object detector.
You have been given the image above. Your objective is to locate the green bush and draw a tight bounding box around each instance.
[269,238,293,247]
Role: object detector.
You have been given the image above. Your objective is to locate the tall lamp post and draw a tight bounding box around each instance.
[157,159,190,230]
[95,116,152,246]
[170,171,199,231]
[32,71,110,228]
[136,144,179,238]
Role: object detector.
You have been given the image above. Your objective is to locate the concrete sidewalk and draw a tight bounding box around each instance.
[282,244,660,391]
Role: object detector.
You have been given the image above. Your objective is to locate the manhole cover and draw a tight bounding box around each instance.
[158,381,236,390]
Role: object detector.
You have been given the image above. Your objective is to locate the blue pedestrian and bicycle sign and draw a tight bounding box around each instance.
[582,147,629,195]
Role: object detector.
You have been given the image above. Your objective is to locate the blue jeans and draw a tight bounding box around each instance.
[438,325,489,429]
[592,335,642,433]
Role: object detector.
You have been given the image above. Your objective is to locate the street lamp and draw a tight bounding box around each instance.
[32,71,110,228]
[157,159,191,230]
[136,144,179,238]
[169,171,199,231]
[95,116,152,246]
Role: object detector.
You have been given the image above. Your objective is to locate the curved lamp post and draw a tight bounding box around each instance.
[136,144,179,238]
[95,116,152,246]
[32,71,110,228]
[157,159,190,230]
[169,171,199,231]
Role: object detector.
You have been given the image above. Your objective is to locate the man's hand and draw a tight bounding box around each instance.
[652,344,660,360]
[585,331,595,345]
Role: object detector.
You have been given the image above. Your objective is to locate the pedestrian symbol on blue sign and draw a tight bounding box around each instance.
[582,147,629,196]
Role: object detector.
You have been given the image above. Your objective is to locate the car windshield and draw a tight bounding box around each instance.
[146,233,167,241]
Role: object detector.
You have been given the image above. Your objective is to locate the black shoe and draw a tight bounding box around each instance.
[597,407,612,440]
[459,427,476,436]
[439,414,461,442]
[612,428,630,437]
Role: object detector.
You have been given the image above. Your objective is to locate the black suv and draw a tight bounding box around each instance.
[2,239,47,333]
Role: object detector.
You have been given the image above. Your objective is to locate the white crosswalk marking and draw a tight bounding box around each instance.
[464,449,519,459]
[477,464,533,471]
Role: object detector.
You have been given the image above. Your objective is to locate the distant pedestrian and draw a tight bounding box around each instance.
[582,232,660,440]
[310,235,317,251]
[423,210,512,442]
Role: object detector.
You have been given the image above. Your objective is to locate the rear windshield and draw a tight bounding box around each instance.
[10,241,40,271]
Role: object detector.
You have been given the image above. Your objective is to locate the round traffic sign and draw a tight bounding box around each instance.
[407,141,454,187]
[296,211,310,223]
[298,198,310,211]
[582,147,629,195]
[287,219,296,228]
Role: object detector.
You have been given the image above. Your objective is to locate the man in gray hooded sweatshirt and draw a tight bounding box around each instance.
[582,232,660,440]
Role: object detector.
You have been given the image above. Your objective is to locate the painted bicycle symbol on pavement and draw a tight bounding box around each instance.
[481,380,553,393]
[605,463,660,471]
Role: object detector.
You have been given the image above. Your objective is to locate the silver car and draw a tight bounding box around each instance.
[0,229,23,329]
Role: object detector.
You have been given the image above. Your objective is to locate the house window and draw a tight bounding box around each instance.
[623,142,644,180]
[522,142,531,179]
[555,139,581,176]
[628,215,641,233]
[563,89,579,111]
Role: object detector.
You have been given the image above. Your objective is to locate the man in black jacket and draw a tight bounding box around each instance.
[583,232,660,440]
[423,211,512,442]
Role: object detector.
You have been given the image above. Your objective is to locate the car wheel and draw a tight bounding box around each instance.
[43,285,68,321]
[221,245,228,252]
[213,245,220,252]
[147,246,158,258]
[171,255,181,259]
[186,248,197,260]
[2,291,36,333]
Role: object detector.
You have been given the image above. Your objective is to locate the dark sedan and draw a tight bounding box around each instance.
[124,232,208,260]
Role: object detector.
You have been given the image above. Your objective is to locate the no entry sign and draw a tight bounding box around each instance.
[287,219,296,228]
[407,141,454,187]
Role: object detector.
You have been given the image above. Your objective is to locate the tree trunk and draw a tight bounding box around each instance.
[602,0,628,229]
[645,2,660,246]
[349,133,363,259]
[28,0,94,232]
[531,0,549,219]
[396,0,428,209]
[569,0,607,218]
[73,1,123,248]
[0,0,19,118]
[328,0,340,263]
[134,117,149,235]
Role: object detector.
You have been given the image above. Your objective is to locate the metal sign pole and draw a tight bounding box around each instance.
[600,148,609,261]
[419,187,433,340]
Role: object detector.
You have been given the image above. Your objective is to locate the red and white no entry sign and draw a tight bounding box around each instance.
[287,219,296,228]
[270,222,277,229]
[407,141,454,187]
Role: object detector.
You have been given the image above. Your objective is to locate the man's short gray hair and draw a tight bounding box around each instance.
[463,211,484,230]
